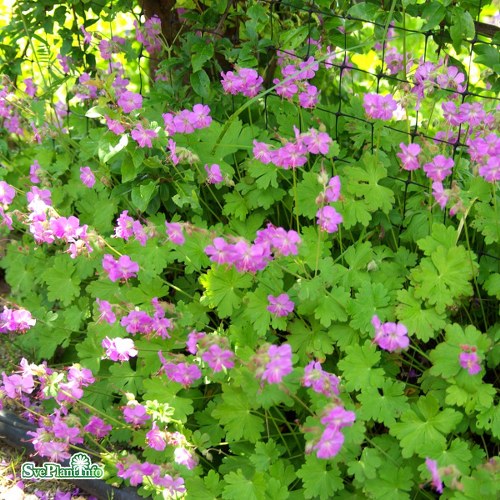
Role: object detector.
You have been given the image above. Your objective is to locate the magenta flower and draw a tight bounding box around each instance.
[1,372,35,399]
[423,155,454,182]
[205,163,223,184]
[123,404,150,426]
[165,221,185,245]
[30,160,41,183]
[23,78,37,97]
[186,331,206,355]
[221,68,263,97]
[363,93,397,120]
[459,346,481,375]
[479,156,500,183]
[191,104,212,129]
[298,83,319,108]
[301,128,332,155]
[102,337,138,362]
[102,254,139,281]
[432,181,449,209]
[320,406,356,430]
[253,140,273,164]
[260,343,293,384]
[146,424,166,451]
[84,416,112,438]
[80,166,96,188]
[317,205,343,233]
[0,181,15,206]
[302,361,340,397]
[425,458,443,494]
[0,307,36,333]
[397,143,421,171]
[105,116,125,135]
[174,447,198,470]
[270,228,301,256]
[202,344,234,372]
[158,352,202,386]
[117,90,143,113]
[324,176,341,202]
[372,315,409,352]
[314,427,345,459]
[131,123,158,148]
[267,293,295,317]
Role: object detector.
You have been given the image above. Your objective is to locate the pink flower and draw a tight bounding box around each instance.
[80,166,96,188]
[298,84,319,108]
[317,205,343,233]
[146,424,166,451]
[397,143,421,171]
[479,156,500,183]
[324,176,341,202]
[117,91,143,113]
[102,337,138,361]
[174,447,198,470]
[191,104,212,129]
[423,155,454,182]
[165,221,185,245]
[158,351,202,386]
[105,116,125,135]
[102,254,139,281]
[1,372,35,399]
[260,343,293,384]
[24,78,37,97]
[371,315,409,352]
[314,427,344,459]
[267,293,295,317]
[123,404,150,426]
[459,346,481,375]
[425,458,443,494]
[302,361,340,397]
[432,181,449,209]
[84,416,112,438]
[30,160,41,183]
[0,181,15,206]
[221,68,263,97]
[131,123,157,148]
[301,128,332,155]
[363,93,397,120]
[205,163,223,184]
[202,344,234,372]
[0,307,36,332]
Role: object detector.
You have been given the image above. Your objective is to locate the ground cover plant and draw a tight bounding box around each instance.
[0,0,499,498]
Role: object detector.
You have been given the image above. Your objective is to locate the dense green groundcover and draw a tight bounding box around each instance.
[0,0,499,498]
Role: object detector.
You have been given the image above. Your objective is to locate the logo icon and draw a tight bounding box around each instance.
[21,452,104,480]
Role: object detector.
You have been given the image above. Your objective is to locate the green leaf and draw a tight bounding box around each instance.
[190,70,210,99]
[411,245,477,314]
[472,200,500,244]
[222,470,266,500]
[357,380,410,426]
[345,153,394,214]
[297,456,343,499]
[249,440,281,472]
[347,448,382,482]
[142,378,194,422]
[247,159,279,189]
[212,387,264,443]
[314,288,350,327]
[223,191,249,220]
[390,395,462,458]
[348,282,391,334]
[421,1,446,31]
[200,266,253,318]
[191,40,214,72]
[42,256,81,306]
[294,171,323,219]
[131,181,157,212]
[450,8,475,53]
[337,341,385,391]
[244,288,271,336]
[396,288,447,342]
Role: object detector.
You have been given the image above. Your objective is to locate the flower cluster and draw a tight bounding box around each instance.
[116,454,186,494]
[113,210,150,246]
[311,405,356,459]
[134,15,162,54]
[221,68,263,98]
[158,351,202,387]
[205,224,301,272]
[186,331,235,373]
[302,361,340,398]
[316,173,343,233]
[102,254,139,281]
[0,306,36,333]
[253,127,332,169]
[467,132,500,183]
[363,93,398,120]
[371,315,409,352]
[121,298,173,339]
[397,142,421,171]
[459,344,481,375]
[267,293,295,317]
[273,52,320,108]
[102,336,138,362]
[163,104,212,135]
[254,343,293,384]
